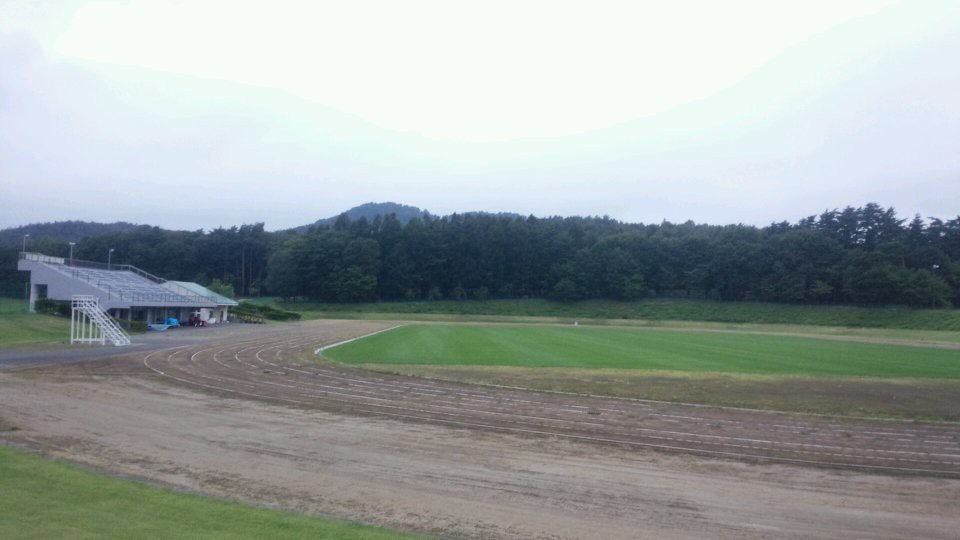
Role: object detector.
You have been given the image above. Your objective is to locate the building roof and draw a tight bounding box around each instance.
[166,281,239,306]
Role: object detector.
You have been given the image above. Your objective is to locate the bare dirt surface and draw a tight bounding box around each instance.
[2,320,960,539]
[369,364,960,421]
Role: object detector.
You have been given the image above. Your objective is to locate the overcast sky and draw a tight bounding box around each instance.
[1,0,958,231]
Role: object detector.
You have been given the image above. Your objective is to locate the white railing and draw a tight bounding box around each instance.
[71,295,131,346]
[20,252,65,265]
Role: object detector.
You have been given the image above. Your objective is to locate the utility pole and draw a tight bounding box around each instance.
[22,234,30,311]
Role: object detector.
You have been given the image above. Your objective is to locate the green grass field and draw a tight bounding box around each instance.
[0,298,70,347]
[0,445,421,539]
[325,324,960,379]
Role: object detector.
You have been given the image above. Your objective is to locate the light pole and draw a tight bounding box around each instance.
[108,248,115,270]
[23,234,31,310]
[69,242,76,266]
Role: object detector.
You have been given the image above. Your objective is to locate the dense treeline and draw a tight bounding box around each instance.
[0,220,141,247]
[3,203,959,307]
[0,224,271,298]
[265,204,960,307]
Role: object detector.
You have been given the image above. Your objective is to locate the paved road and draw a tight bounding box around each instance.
[0,324,239,369]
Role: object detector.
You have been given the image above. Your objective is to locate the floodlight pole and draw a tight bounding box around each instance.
[23,234,30,310]
[69,242,76,266]
[108,248,115,270]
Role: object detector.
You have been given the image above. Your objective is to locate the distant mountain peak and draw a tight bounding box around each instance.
[291,202,428,232]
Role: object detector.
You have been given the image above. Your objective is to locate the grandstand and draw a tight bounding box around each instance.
[18,252,236,325]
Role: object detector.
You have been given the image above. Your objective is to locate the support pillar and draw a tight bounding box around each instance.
[28,283,39,313]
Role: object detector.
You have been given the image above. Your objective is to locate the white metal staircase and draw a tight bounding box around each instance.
[71,295,131,346]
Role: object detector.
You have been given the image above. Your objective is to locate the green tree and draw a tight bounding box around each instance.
[900,270,951,308]
[207,278,235,299]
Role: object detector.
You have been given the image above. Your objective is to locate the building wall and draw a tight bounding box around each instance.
[19,260,118,311]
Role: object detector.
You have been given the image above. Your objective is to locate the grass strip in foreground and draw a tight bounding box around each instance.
[325,324,960,379]
[0,445,422,539]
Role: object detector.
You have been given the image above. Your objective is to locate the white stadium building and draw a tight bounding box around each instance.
[18,252,237,345]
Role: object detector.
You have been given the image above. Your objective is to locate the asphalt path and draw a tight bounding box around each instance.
[0,324,238,369]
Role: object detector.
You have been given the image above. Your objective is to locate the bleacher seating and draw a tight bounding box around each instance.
[47,264,206,304]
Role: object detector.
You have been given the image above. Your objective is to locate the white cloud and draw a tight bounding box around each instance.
[39,0,910,140]
[1,0,958,229]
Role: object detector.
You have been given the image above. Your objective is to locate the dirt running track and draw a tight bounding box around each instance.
[2,320,960,538]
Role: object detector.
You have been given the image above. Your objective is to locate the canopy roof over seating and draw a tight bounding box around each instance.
[165,281,238,306]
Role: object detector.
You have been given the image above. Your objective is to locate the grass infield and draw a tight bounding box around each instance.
[0,445,421,539]
[325,324,960,379]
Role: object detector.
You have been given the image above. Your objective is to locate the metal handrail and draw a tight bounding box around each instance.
[122,265,164,283]
[71,294,130,346]
[20,252,65,265]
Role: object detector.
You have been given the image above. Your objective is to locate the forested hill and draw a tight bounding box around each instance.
[2,203,959,308]
[0,221,142,247]
[289,202,428,232]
